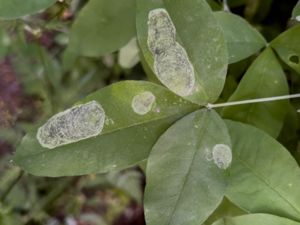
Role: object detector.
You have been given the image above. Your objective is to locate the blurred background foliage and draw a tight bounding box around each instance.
[0,0,300,224]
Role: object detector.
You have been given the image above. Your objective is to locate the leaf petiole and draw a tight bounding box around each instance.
[207,93,300,109]
[223,0,230,12]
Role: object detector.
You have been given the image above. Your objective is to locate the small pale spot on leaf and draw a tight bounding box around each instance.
[105,117,115,126]
[131,91,156,115]
[212,144,232,169]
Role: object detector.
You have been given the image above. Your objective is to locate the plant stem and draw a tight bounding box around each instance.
[223,0,230,11]
[207,93,300,109]
[0,170,24,202]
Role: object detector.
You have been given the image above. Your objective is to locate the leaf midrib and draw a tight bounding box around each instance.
[167,111,209,225]
[19,106,198,158]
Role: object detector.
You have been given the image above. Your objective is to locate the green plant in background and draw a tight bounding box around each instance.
[1,0,300,225]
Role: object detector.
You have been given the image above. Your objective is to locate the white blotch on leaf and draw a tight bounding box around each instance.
[147,8,195,97]
[296,15,300,22]
[212,144,232,169]
[131,91,156,115]
[37,101,105,149]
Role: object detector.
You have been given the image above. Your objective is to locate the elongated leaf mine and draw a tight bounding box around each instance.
[37,101,105,149]
[212,144,232,169]
[132,91,156,115]
[147,9,176,54]
[147,8,195,97]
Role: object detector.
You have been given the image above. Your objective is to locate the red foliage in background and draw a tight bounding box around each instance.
[0,58,39,155]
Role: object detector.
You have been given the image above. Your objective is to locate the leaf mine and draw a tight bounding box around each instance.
[37,101,105,149]
[131,91,156,115]
[212,144,232,169]
[147,8,195,97]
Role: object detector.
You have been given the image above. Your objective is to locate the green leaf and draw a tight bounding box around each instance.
[206,0,222,11]
[0,212,22,225]
[222,48,289,138]
[66,0,136,57]
[278,104,300,152]
[244,0,273,22]
[106,170,144,203]
[213,214,300,225]
[144,109,232,225]
[0,0,55,19]
[136,0,228,105]
[139,51,161,85]
[10,43,55,114]
[292,1,300,20]
[14,81,198,177]
[203,198,247,225]
[270,25,300,74]
[214,11,266,64]
[225,120,300,221]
